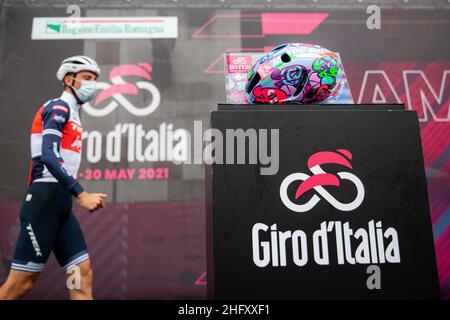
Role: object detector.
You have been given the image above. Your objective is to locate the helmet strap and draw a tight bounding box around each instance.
[65,73,84,105]
[68,86,84,105]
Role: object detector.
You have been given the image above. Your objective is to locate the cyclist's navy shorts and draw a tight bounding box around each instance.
[11,182,89,273]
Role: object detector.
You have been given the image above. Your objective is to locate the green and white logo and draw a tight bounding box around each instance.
[32,17,178,40]
[45,21,61,34]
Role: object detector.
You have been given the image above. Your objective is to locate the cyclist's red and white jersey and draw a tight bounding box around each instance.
[29,91,84,197]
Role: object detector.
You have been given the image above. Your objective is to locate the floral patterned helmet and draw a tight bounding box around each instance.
[245,43,341,104]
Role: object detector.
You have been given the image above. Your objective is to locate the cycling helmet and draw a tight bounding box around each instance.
[245,43,340,104]
[56,55,101,81]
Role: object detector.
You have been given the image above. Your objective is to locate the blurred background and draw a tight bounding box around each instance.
[0,0,448,299]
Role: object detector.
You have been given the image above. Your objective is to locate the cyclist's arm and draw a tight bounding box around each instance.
[40,105,84,197]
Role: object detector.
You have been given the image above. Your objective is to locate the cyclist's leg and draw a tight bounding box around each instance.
[0,183,60,299]
[54,210,92,300]
[0,270,39,299]
[65,259,93,300]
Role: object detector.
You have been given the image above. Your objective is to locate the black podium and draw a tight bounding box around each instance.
[206,104,441,299]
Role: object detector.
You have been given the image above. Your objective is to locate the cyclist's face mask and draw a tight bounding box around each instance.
[69,76,97,103]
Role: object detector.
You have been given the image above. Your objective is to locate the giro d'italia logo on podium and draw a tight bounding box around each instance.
[208,107,441,299]
[83,62,161,117]
[280,149,365,213]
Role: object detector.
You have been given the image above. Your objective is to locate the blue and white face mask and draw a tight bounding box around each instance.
[70,77,97,103]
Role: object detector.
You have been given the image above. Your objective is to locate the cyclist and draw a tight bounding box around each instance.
[0,55,107,300]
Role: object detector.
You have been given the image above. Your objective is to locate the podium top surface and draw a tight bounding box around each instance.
[217,103,406,112]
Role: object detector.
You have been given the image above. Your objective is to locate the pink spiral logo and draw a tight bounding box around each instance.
[83,62,161,117]
[280,149,365,213]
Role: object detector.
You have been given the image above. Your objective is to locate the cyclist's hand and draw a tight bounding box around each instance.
[77,192,107,213]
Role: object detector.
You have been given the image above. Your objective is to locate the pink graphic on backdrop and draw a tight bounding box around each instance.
[109,63,152,80]
[95,63,153,105]
[195,271,207,286]
[261,13,329,35]
[351,63,450,296]
[95,84,138,105]
[192,13,328,38]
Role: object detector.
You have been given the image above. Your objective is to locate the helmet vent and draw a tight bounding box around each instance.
[281,53,291,63]
[271,44,287,52]
[246,72,261,94]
